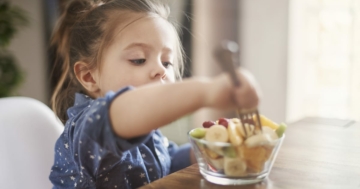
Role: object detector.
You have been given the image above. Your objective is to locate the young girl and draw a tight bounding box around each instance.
[49,0,260,188]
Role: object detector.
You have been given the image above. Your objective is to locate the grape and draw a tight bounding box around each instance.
[218,118,229,128]
[202,121,215,128]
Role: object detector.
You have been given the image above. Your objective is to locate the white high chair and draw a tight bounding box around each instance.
[0,97,64,189]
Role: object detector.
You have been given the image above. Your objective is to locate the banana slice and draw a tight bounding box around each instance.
[244,133,272,148]
[235,123,255,138]
[262,126,278,140]
[205,125,229,142]
[224,157,246,176]
[231,118,241,125]
[227,121,243,146]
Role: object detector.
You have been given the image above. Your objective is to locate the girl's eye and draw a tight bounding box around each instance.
[162,62,173,68]
[130,59,146,65]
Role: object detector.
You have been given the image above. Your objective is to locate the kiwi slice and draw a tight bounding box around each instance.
[190,128,207,139]
[222,146,237,158]
[275,123,287,138]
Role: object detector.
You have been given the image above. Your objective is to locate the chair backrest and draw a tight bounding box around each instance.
[0,97,64,189]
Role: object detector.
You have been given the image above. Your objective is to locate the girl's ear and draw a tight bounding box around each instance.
[74,61,100,93]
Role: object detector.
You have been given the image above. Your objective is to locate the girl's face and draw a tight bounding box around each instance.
[94,15,177,96]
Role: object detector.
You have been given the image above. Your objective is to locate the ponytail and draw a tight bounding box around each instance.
[50,0,96,123]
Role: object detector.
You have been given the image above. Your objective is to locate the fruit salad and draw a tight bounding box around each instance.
[189,115,286,177]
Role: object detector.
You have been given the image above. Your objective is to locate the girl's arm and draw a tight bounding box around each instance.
[110,70,259,139]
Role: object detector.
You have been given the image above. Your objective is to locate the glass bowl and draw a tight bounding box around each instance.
[188,129,284,185]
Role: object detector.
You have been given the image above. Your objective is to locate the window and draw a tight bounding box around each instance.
[288,0,360,121]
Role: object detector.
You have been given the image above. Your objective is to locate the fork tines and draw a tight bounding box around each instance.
[237,109,262,138]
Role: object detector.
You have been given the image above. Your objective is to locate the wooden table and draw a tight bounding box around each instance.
[139,118,360,189]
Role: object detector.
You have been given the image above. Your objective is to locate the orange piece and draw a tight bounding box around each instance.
[241,146,269,173]
[263,146,274,160]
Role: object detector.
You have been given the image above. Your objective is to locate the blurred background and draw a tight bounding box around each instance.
[3,0,360,144]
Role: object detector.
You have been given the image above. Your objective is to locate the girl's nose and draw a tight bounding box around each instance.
[150,61,166,80]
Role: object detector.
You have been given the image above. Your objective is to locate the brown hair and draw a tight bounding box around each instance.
[51,0,184,124]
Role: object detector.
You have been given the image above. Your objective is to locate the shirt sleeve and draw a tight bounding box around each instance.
[168,141,192,173]
[72,86,152,158]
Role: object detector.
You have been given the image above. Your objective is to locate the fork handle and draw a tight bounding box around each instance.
[214,44,241,88]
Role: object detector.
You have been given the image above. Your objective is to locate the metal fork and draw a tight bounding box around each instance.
[214,40,262,137]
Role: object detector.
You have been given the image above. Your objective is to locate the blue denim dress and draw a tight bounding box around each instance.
[49,87,191,189]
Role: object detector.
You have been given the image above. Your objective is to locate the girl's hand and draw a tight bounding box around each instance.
[233,69,261,109]
[206,69,261,110]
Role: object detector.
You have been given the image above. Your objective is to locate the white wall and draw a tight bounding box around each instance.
[192,0,239,128]
[287,0,306,122]
[239,0,289,123]
[8,0,48,103]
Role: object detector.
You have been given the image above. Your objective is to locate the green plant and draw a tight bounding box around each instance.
[0,1,28,97]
